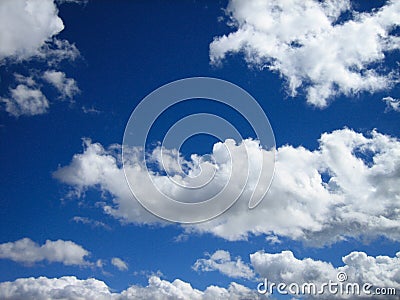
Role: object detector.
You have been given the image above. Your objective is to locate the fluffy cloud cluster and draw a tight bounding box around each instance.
[54,128,400,246]
[0,275,260,300]
[251,250,400,298]
[0,0,81,117]
[0,238,90,266]
[210,0,400,107]
[193,250,254,279]
[1,82,49,117]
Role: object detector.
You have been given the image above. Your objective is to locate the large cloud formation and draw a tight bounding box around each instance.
[0,275,260,300]
[54,128,400,246]
[210,0,400,107]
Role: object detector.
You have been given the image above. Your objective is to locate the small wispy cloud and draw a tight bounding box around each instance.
[111,257,128,271]
[382,96,400,112]
[82,105,101,114]
[72,216,111,230]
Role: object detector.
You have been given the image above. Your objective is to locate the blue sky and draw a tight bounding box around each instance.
[0,0,399,299]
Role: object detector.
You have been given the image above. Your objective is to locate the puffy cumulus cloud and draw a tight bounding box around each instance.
[0,252,397,299]
[0,0,64,61]
[1,83,49,117]
[43,70,80,100]
[0,238,90,266]
[0,276,113,300]
[0,275,261,300]
[121,276,261,300]
[54,128,400,246]
[192,128,400,245]
[251,250,337,284]
[251,250,400,298]
[210,0,400,107]
[53,138,274,224]
[0,0,79,64]
[111,257,128,271]
[193,250,255,280]
[383,96,400,112]
[341,251,400,290]
[53,139,161,224]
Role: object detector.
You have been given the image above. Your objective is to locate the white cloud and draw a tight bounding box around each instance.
[383,96,400,112]
[121,276,261,300]
[193,250,254,280]
[265,235,281,245]
[96,259,105,268]
[1,84,49,117]
[36,38,80,66]
[0,0,64,61]
[193,128,400,245]
[0,250,397,299]
[0,238,90,266]
[0,0,80,64]
[1,70,80,117]
[54,128,400,246]
[43,70,80,100]
[0,276,113,300]
[56,0,88,5]
[72,216,110,230]
[251,250,400,298]
[210,0,400,107]
[0,275,261,300]
[252,250,337,284]
[82,106,101,114]
[111,257,128,271]
[0,1,81,117]
[53,139,161,224]
[13,73,36,87]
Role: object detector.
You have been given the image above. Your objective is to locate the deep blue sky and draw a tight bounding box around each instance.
[0,0,399,298]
